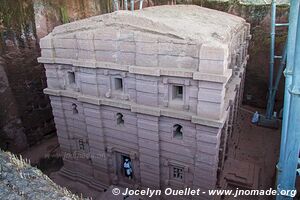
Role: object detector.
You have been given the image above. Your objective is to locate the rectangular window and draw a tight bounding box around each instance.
[78,139,85,150]
[172,85,183,100]
[67,71,75,84]
[114,78,123,91]
[172,166,183,180]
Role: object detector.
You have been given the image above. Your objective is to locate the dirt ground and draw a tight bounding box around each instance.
[20,105,287,200]
[21,136,59,164]
[220,106,281,200]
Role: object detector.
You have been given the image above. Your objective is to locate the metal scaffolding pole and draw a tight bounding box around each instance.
[266,0,289,119]
[266,0,277,119]
[276,0,300,199]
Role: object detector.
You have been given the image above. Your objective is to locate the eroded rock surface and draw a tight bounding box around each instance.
[0,150,88,200]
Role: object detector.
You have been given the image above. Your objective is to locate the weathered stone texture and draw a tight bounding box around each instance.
[39,5,249,197]
[0,150,88,200]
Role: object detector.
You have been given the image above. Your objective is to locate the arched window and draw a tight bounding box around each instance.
[72,103,78,114]
[173,124,183,139]
[116,113,124,125]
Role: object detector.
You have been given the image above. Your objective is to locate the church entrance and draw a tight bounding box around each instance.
[115,153,134,184]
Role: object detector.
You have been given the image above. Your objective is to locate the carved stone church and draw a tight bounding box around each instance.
[38,5,250,199]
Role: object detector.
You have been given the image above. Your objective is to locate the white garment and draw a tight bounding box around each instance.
[124,161,132,176]
[251,111,259,123]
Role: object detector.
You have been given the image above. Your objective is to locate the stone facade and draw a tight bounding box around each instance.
[38,5,250,199]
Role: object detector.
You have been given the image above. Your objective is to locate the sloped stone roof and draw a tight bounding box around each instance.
[50,5,247,46]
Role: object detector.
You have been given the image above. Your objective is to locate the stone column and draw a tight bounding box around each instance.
[49,96,72,154]
[194,125,220,192]
[137,114,161,188]
[82,103,110,185]
[196,45,230,120]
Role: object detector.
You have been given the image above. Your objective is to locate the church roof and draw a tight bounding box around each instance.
[50,5,247,46]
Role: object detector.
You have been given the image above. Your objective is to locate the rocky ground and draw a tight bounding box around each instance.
[0,150,88,200]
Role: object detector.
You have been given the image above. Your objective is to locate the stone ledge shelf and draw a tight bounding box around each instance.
[44,88,226,128]
[38,57,234,83]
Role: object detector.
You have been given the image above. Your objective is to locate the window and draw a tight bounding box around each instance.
[114,78,123,91]
[116,113,124,125]
[173,124,183,139]
[72,103,78,114]
[172,85,183,100]
[78,139,85,150]
[67,71,75,84]
[172,166,183,180]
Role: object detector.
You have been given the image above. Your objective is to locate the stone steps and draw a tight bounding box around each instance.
[59,167,108,192]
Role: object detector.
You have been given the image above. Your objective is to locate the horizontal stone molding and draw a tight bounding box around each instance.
[44,88,226,128]
[38,57,231,83]
[193,70,232,83]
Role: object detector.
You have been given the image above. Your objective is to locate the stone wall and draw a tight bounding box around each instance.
[45,65,246,197]
[48,95,225,193]
[35,0,288,109]
[0,0,56,152]
[0,0,289,154]
[179,0,289,109]
[0,57,28,152]
[33,0,290,111]
[38,6,249,198]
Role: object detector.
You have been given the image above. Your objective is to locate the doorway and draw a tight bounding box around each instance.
[116,152,134,183]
